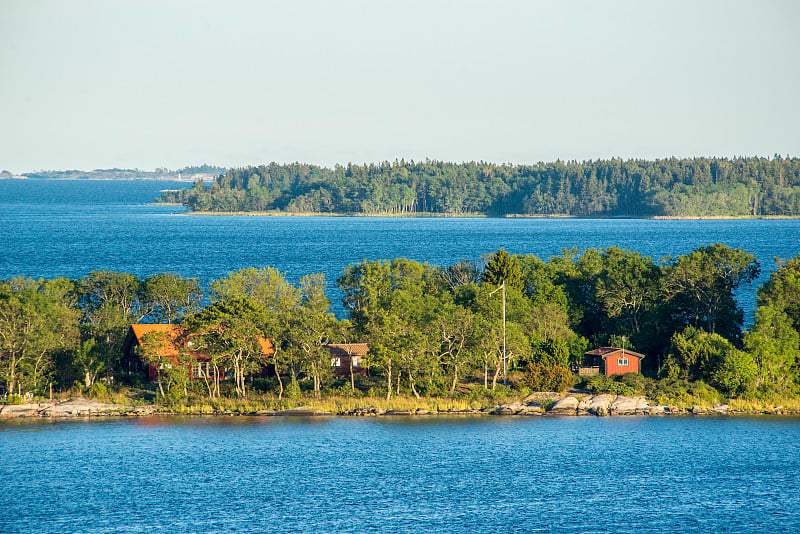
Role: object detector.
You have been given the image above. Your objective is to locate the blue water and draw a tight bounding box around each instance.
[2,180,800,532]
[1,416,799,533]
[1,179,799,319]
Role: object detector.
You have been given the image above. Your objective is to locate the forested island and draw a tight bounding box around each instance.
[159,156,800,217]
[2,246,799,415]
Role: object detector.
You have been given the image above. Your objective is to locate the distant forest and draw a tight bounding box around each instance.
[159,156,800,217]
[17,165,228,182]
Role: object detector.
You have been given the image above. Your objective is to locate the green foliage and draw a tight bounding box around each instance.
[583,375,637,397]
[744,304,800,396]
[662,244,759,341]
[524,362,572,392]
[530,338,570,368]
[87,381,108,399]
[0,280,80,396]
[756,254,800,334]
[481,249,522,289]
[662,327,756,396]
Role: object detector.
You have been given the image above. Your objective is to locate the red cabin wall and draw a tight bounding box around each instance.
[604,355,641,376]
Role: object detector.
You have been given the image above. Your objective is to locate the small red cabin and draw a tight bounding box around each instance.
[123,324,274,381]
[324,343,369,377]
[580,347,645,376]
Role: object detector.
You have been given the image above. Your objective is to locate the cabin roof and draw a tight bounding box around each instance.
[128,324,274,358]
[324,343,369,356]
[584,347,645,360]
[129,324,183,357]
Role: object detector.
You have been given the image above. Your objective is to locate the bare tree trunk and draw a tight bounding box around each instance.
[492,362,502,390]
[272,351,284,399]
[409,371,420,399]
[450,364,458,393]
[203,374,214,399]
[386,359,392,400]
[396,371,401,397]
[349,356,355,392]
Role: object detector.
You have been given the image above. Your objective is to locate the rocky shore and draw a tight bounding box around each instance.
[2,394,796,419]
[0,398,155,418]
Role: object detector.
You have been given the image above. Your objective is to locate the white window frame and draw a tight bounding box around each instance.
[617,357,629,367]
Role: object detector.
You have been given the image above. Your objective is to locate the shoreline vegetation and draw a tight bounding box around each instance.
[158,156,800,218]
[2,247,800,419]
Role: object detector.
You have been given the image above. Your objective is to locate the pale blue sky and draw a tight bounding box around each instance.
[1,0,798,172]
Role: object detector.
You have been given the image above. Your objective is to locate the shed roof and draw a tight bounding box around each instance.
[584,347,645,360]
[324,343,369,356]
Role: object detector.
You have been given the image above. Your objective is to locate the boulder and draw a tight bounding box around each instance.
[712,404,729,414]
[646,405,670,415]
[548,396,579,415]
[610,396,649,415]
[384,409,412,416]
[416,409,430,415]
[489,406,515,416]
[521,403,545,413]
[584,394,614,416]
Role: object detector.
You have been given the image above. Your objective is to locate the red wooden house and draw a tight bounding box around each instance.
[123,324,274,381]
[578,347,645,376]
[324,343,369,377]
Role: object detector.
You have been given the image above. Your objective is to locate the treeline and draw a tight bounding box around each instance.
[159,156,800,217]
[2,246,799,404]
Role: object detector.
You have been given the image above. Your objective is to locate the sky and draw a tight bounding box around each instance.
[1,0,799,172]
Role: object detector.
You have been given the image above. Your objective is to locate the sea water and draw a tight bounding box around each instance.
[1,416,799,533]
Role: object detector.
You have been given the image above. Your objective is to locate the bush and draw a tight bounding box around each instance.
[87,382,108,400]
[524,363,573,392]
[581,375,636,396]
[2,394,26,405]
[285,380,302,399]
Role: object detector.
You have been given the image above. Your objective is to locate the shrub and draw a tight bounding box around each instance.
[524,363,573,392]
[87,382,108,400]
[2,394,26,405]
[285,380,302,399]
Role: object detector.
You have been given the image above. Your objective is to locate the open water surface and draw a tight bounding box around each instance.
[1,179,800,318]
[2,180,800,532]
[1,415,799,533]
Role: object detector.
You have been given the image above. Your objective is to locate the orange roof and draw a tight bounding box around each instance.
[130,324,274,357]
[258,337,275,356]
[130,324,183,357]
